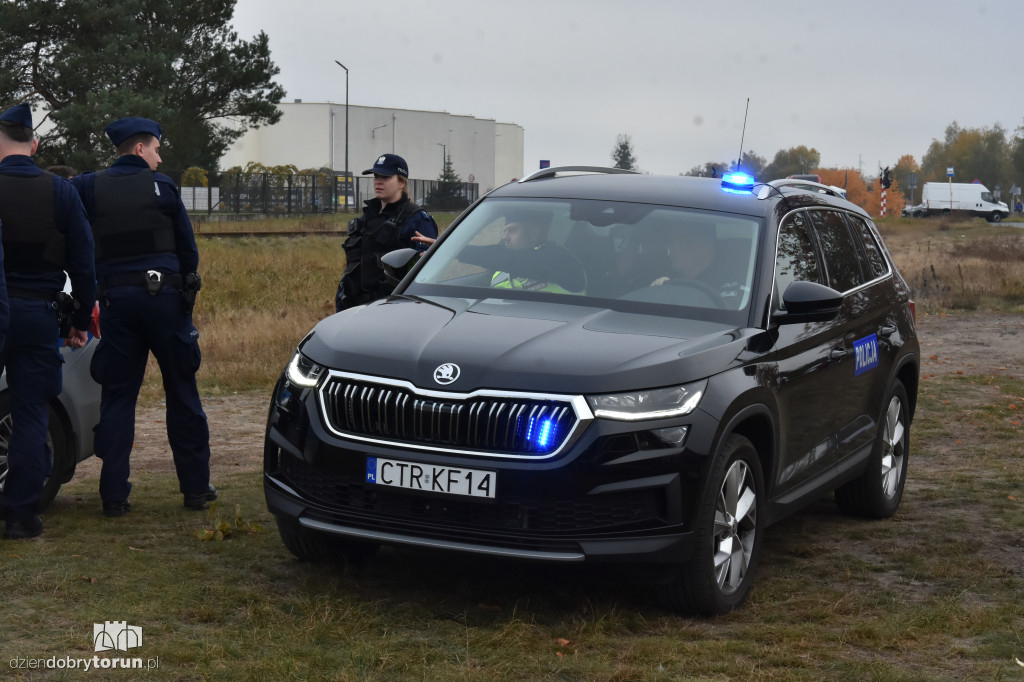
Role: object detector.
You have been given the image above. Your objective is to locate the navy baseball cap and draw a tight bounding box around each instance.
[362,153,408,177]
[105,117,162,146]
[0,102,32,129]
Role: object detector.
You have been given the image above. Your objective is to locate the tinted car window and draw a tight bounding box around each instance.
[412,198,760,319]
[810,210,865,292]
[846,214,888,280]
[774,212,820,309]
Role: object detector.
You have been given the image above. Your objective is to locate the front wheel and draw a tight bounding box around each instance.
[659,434,764,615]
[988,211,1004,223]
[836,381,910,518]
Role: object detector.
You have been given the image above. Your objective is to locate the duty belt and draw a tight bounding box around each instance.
[7,287,59,303]
[101,270,185,294]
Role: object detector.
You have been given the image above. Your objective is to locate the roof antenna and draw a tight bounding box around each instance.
[736,98,750,172]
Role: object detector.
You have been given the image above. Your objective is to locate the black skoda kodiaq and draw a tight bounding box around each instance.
[264,168,919,615]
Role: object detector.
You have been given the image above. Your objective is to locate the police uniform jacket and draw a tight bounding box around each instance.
[359,195,437,254]
[72,155,199,279]
[0,155,96,331]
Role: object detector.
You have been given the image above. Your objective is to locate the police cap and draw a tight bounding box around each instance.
[105,117,162,147]
[363,153,409,177]
[0,102,33,129]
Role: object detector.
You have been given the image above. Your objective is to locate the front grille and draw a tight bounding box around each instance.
[281,457,666,534]
[319,374,582,457]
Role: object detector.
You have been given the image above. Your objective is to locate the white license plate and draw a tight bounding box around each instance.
[366,457,496,499]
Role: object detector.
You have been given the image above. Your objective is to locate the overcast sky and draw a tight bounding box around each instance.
[230,0,1020,177]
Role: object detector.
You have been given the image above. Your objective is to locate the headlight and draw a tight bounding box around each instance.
[286,352,324,388]
[586,380,707,421]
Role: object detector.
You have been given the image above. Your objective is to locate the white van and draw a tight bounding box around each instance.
[922,182,1009,222]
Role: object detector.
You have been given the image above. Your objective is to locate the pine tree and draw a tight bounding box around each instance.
[611,134,638,171]
[426,154,468,210]
[0,0,284,173]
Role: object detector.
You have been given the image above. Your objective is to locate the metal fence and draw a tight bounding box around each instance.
[176,171,479,215]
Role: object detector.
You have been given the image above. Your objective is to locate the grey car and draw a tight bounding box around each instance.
[0,338,101,509]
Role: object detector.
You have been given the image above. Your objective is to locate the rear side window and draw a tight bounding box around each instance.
[810,210,866,292]
[775,212,820,309]
[845,215,889,280]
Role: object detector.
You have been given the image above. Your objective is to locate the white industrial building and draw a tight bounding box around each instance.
[220,101,525,195]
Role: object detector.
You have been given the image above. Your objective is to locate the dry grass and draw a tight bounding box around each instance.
[876,215,1024,313]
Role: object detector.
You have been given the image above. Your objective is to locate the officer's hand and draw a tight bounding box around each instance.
[411,231,436,245]
[66,328,89,349]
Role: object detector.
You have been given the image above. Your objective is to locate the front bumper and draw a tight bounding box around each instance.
[263,376,717,567]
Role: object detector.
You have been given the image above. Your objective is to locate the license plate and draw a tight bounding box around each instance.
[366,457,496,499]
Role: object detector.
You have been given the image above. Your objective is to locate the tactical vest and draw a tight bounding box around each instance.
[358,200,421,289]
[92,170,176,262]
[0,172,67,274]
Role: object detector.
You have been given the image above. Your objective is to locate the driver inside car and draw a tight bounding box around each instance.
[458,208,586,294]
[649,223,745,308]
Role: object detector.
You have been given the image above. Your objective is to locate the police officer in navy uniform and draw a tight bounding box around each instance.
[335,153,437,310]
[0,102,96,539]
[71,117,215,517]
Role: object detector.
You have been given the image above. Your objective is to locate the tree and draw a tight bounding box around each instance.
[685,151,767,179]
[426,153,469,210]
[0,0,285,173]
[920,122,1012,192]
[761,146,821,181]
[611,134,638,171]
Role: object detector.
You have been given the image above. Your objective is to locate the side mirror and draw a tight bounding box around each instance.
[380,248,420,284]
[771,281,843,325]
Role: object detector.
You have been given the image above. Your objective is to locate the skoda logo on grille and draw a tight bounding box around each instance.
[433,363,460,385]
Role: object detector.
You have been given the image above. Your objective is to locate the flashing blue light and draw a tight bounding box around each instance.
[525,416,557,451]
[721,171,755,194]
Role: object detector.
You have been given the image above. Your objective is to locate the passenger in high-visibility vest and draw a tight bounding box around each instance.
[486,213,585,294]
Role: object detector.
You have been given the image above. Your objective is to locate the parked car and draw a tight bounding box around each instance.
[264,167,920,615]
[0,312,102,510]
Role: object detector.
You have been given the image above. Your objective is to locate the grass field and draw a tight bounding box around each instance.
[3,213,1023,680]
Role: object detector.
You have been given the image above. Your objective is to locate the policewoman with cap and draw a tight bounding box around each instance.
[71,117,215,517]
[0,102,96,540]
[335,153,438,310]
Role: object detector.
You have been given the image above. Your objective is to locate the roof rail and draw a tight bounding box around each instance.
[768,178,847,199]
[518,165,639,183]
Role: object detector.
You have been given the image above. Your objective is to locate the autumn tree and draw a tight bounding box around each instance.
[920,122,1013,192]
[891,154,921,204]
[816,168,905,218]
[0,0,285,173]
[611,134,638,171]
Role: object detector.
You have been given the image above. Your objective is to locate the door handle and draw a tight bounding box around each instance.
[830,348,847,360]
[879,325,896,337]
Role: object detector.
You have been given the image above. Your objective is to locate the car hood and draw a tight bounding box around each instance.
[301,296,756,394]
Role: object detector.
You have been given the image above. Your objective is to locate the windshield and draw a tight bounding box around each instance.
[409,198,760,319]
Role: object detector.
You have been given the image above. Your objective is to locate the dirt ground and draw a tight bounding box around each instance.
[71,311,1024,481]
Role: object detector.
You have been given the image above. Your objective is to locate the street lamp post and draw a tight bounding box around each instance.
[334,60,349,210]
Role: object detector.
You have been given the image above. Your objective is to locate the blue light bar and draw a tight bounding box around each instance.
[721,171,755,194]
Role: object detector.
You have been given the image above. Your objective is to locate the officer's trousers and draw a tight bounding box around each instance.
[0,298,61,523]
[91,284,210,503]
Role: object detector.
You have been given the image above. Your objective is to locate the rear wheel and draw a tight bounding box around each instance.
[0,395,71,511]
[659,434,764,615]
[836,381,910,518]
[276,516,380,566]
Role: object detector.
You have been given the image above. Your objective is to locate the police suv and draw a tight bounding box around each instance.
[264,168,920,615]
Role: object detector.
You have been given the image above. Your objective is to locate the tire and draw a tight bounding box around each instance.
[275,516,380,566]
[989,211,1003,223]
[659,434,764,616]
[0,394,71,511]
[835,381,910,519]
